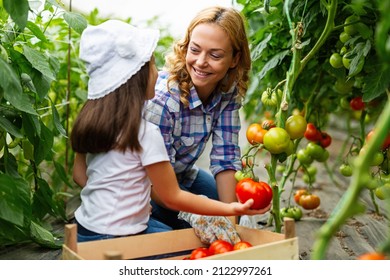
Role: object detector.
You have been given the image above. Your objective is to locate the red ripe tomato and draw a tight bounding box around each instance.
[236,178,273,210]
[304,123,321,142]
[189,247,212,259]
[299,194,321,210]
[349,96,365,110]
[320,132,332,148]
[246,123,267,145]
[233,241,253,250]
[208,240,233,255]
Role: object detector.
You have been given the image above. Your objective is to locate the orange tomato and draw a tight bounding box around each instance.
[233,241,253,250]
[357,252,386,260]
[246,123,267,145]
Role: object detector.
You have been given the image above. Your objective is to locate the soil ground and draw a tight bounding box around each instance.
[0,114,388,260]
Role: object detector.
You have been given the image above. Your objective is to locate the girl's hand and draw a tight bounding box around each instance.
[232,199,272,215]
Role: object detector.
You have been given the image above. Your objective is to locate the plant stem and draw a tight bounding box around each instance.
[311,100,390,259]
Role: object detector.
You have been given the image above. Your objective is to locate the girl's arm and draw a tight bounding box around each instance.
[145,161,271,217]
[73,153,88,188]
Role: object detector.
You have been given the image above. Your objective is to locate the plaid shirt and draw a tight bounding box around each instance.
[144,71,242,188]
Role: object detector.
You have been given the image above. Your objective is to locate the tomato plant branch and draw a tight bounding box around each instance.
[300,0,338,73]
[311,100,390,259]
[266,155,282,233]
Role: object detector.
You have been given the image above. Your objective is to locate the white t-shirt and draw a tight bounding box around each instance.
[74,121,169,236]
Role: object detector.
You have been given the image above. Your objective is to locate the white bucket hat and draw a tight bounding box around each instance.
[79,20,160,100]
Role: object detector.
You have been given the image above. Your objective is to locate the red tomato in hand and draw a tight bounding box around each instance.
[236,178,273,210]
[189,247,212,259]
[233,241,253,250]
[208,240,233,255]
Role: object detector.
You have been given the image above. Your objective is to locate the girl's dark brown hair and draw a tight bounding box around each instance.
[71,62,149,154]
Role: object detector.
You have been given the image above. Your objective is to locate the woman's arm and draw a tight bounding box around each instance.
[73,153,88,188]
[215,170,238,203]
[145,161,271,217]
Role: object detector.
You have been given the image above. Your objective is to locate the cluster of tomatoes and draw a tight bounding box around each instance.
[293,189,321,210]
[184,239,253,260]
[245,113,308,156]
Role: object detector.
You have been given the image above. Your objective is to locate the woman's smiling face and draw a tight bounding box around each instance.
[185,23,239,101]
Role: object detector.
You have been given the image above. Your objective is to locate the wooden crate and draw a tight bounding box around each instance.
[62,218,298,260]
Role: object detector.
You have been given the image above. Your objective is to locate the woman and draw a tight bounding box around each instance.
[144,6,253,229]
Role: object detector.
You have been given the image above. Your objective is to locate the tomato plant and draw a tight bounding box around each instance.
[236,178,273,210]
[319,132,332,148]
[208,240,233,255]
[190,247,212,259]
[233,241,253,250]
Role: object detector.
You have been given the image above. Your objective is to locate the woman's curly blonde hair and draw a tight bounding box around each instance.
[164,6,251,107]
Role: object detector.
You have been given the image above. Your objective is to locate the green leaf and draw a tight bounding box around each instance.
[0,115,23,138]
[3,147,21,178]
[33,122,54,165]
[0,174,30,227]
[23,45,56,81]
[26,21,48,43]
[251,33,272,61]
[63,11,88,34]
[256,49,290,80]
[51,100,67,136]
[30,220,61,249]
[0,53,38,115]
[3,0,29,30]
[362,66,390,102]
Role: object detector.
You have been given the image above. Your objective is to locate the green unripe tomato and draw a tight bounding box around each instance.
[280,206,303,221]
[344,15,360,36]
[329,53,343,68]
[263,127,291,154]
[339,163,353,177]
[285,115,307,140]
[339,31,351,43]
[297,149,314,165]
[306,142,325,161]
[375,183,390,200]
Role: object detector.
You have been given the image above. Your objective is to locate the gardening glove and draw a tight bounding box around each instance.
[178,211,241,245]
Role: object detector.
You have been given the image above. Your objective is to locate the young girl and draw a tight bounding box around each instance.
[144,6,254,229]
[71,20,270,242]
